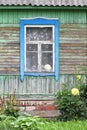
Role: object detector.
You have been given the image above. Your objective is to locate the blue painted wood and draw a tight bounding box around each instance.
[55,21,59,81]
[25,72,54,76]
[20,18,58,25]
[20,17,59,81]
[20,21,24,81]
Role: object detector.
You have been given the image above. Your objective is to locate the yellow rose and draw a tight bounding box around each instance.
[71,88,79,95]
[76,75,81,80]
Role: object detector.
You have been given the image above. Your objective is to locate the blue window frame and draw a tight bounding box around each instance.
[20,18,59,81]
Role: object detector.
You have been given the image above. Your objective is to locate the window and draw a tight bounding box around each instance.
[20,18,59,81]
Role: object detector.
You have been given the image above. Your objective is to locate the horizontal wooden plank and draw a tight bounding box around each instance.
[60,43,87,47]
[0,67,19,71]
[60,61,87,65]
[60,46,87,50]
[0,59,19,62]
[60,53,87,56]
[0,49,19,53]
[60,24,87,29]
[0,46,19,49]
[60,49,87,53]
[0,64,19,67]
[0,54,19,57]
[60,39,87,42]
[0,70,19,74]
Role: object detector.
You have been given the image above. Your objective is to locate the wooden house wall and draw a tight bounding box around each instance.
[0,9,87,99]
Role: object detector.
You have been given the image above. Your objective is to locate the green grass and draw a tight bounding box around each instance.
[0,120,87,130]
[45,120,87,130]
[0,116,87,130]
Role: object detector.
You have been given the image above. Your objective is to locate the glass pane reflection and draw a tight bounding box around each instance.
[26,44,37,51]
[26,52,38,72]
[26,27,52,41]
[42,53,53,72]
[42,44,52,51]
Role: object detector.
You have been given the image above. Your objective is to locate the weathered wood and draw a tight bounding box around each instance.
[0,24,87,74]
[0,75,81,99]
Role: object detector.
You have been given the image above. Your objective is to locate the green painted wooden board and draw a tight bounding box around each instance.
[0,9,86,24]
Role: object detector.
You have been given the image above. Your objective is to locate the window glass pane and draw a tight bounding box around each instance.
[41,53,53,72]
[26,27,52,41]
[26,44,37,51]
[42,44,52,51]
[26,52,38,72]
[25,26,54,73]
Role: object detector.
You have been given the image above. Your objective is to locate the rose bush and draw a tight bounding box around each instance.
[55,72,87,121]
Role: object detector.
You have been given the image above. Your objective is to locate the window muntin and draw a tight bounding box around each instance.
[24,25,54,73]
